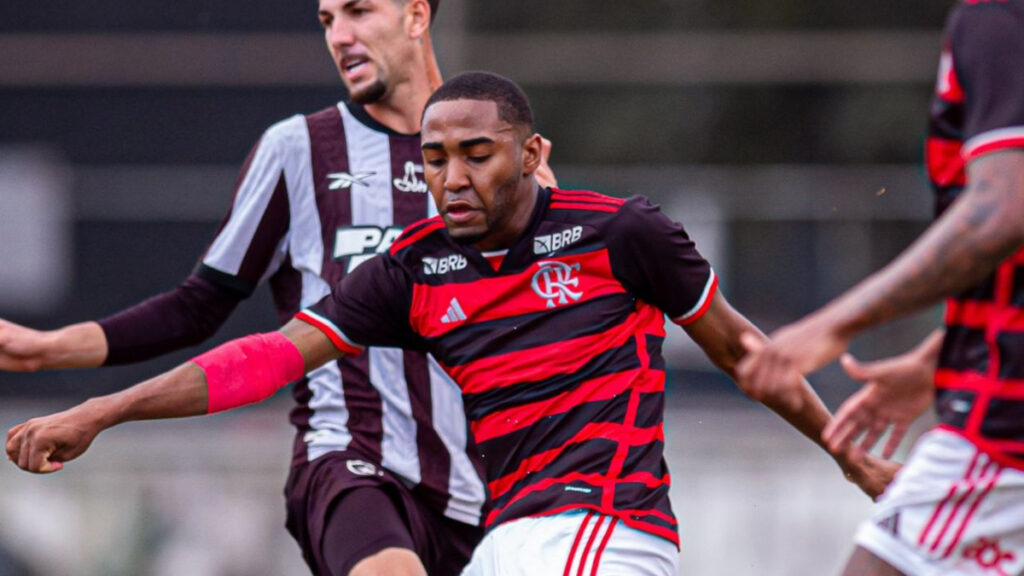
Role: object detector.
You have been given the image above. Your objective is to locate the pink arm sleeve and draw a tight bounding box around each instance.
[191,331,306,414]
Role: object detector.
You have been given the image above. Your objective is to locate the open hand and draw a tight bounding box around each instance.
[823,351,935,461]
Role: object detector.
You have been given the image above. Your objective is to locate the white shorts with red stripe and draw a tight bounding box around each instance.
[459,510,678,576]
[855,429,1024,576]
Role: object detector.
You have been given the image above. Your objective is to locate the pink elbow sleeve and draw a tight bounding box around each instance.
[192,332,306,414]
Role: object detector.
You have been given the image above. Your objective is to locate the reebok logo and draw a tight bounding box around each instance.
[534,226,583,255]
[327,171,375,190]
[423,254,468,275]
[394,161,428,193]
[440,298,467,325]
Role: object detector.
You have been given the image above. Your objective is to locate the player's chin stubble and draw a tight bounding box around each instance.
[349,79,388,105]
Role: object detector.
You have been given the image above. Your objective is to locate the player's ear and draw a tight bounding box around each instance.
[404,0,430,39]
[521,133,543,176]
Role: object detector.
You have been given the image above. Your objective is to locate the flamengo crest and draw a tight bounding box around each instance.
[531,260,583,308]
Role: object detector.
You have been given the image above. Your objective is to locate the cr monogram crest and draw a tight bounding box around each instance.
[531,260,583,308]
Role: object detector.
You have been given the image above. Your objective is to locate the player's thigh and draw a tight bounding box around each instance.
[461,510,677,576]
[322,485,420,576]
[853,429,1024,576]
[840,546,907,576]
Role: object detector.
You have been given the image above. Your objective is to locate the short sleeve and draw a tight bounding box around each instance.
[296,253,422,354]
[198,117,302,295]
[605,196,717,325]
[951,4,1024,160]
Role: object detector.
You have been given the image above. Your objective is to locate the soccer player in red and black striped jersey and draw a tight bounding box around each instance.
[737,1,1024,574]
[0,2,564,575]
[7,72,894,574]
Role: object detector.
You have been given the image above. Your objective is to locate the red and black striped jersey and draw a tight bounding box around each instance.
[197,101,486,525]
[925,0,1024,468]
[298,188,718,546]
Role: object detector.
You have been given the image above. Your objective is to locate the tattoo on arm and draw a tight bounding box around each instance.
[834,151,1024,334]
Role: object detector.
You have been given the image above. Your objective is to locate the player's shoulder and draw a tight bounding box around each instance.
[955,0,1024,12]
[550,188,666,224]
[388,216,447,259]
[548,188,626,214]
[950,0,1024,31]
[261,107,332,149]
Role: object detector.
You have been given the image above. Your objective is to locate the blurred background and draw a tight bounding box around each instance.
[0,1,949,574]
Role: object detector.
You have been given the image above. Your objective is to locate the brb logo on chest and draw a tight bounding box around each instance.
[531,260,583,308]
[534,226,583,255]
[334,226,402,272]
[422,253,468,275]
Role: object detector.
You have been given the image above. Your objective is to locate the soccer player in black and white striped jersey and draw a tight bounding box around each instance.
[0,2,552,575]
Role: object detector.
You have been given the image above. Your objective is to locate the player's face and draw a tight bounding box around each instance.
[421,99,540,252]
[318,0,417,104]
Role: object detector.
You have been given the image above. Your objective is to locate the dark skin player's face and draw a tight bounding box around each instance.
[420,99,543,252]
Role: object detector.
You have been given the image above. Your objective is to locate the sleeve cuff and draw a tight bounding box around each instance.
[672,269,719,326]
[962,126,1024,162]
[294,310,365,356]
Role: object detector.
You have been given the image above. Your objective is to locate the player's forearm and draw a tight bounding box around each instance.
[84,363,209,429]
[39,322,108,369]
[821,152,1024,339]
[759,378,833,451]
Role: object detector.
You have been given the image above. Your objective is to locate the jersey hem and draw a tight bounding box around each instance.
[520,504,680,549]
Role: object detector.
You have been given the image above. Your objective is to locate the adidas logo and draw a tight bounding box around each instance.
[440,298,467,324]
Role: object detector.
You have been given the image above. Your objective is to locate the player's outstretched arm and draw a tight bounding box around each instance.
[823,329,943,461]
[5,319,342,474]
[682,292,898,499]
[0,318,107,372]
[0,275,246,373]
[736,150,1024,400]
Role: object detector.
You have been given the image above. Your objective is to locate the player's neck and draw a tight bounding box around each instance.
[363,48,442,134]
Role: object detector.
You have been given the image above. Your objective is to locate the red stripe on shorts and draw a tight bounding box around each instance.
[942,462,1003,559]
[590,518,619,576]
[918,449,981,547]
[577,515,607,576]
[564,512,594,576]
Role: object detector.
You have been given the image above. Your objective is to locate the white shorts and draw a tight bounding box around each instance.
[460,510,679,576]
[855,429,1024,576]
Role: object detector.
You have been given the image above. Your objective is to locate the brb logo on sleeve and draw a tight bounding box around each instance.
[333,226,403,272]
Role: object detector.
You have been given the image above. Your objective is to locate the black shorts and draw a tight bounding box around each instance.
[284,450,483,576]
